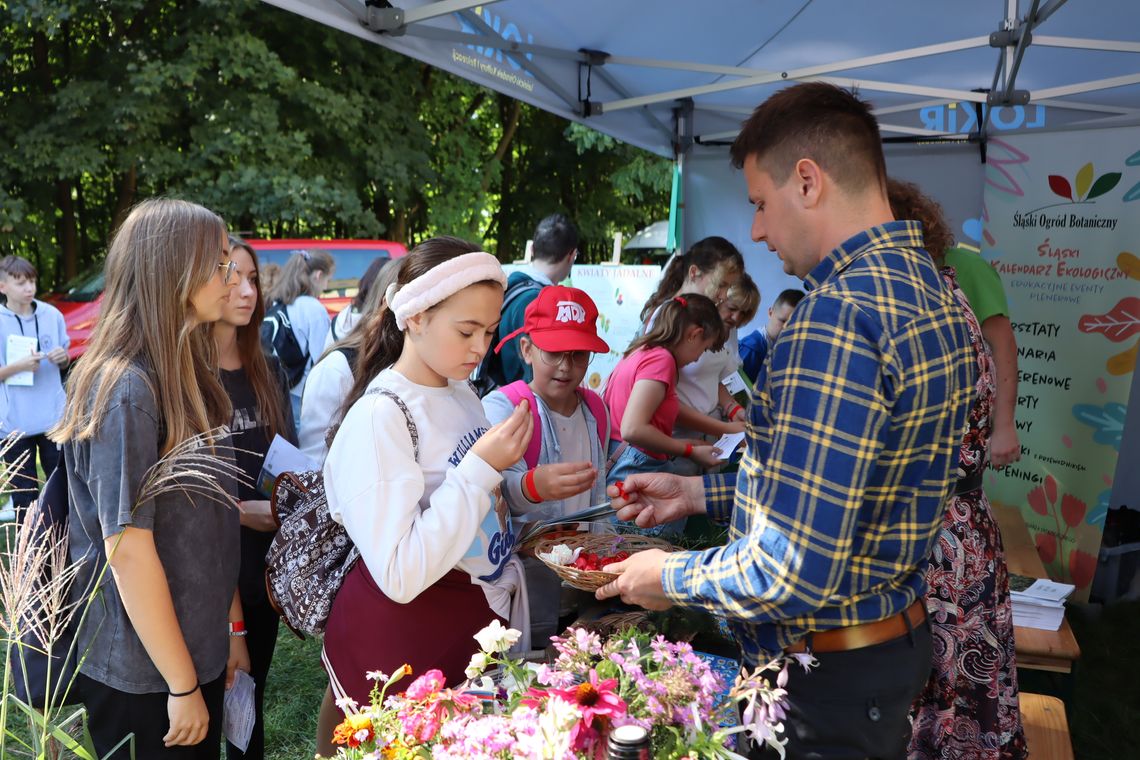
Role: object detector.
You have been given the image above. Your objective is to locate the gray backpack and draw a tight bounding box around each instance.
[265,387,419,637]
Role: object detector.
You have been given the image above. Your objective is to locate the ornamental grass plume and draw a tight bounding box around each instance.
[1,427,252,758]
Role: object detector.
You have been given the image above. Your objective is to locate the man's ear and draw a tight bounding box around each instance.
[795,158,824,209]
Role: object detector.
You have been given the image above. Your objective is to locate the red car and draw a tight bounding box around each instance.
[50,239,407,360]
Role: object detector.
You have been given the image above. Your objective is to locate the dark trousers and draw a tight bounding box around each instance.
[80,673,225,760]
[746,620,933,760]
[2,433,59,517]
[225,596,279,760]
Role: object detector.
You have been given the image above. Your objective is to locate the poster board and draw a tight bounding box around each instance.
[502,263,663,391]
[981,128,1140,599]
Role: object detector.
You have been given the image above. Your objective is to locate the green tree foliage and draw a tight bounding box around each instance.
[0,0,669,287]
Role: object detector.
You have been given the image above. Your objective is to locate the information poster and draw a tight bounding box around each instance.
[503,263,663,391]
[981,130,1140,598]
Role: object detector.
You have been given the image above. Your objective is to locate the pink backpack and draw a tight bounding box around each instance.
[498,381,608,470]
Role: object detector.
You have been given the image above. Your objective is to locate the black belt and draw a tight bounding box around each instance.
[955,471,984,496]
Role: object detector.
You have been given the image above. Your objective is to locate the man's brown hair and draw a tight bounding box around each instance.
[730,83,887,195]
[0,255,37,281]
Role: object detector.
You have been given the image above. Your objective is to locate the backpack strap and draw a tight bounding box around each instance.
[577,388,609,454]
[498,381,541,469]
[373,387,419,462]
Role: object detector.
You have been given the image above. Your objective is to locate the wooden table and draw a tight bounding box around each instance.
[993,505,1082,675]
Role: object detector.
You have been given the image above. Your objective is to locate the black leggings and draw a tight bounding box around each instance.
[79,673,225,760]
[2,433,59,517]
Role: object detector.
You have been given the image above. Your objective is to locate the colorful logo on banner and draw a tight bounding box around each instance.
[981,134,1140,598]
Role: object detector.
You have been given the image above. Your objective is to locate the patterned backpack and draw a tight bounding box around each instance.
[265,387,419,637]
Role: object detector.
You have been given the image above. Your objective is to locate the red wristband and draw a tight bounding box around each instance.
[523,468,543,503]
[683,442,694,458]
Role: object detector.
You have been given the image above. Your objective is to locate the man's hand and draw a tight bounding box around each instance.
[989,423,1021,467]
[46,347,68,367]
[608,472,704,529]
[594,549,673,610]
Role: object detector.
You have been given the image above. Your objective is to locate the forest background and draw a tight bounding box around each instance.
[1,0,671,288]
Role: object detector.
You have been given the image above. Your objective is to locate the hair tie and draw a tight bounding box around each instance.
[674,296,688,307]
[294,249,311,262]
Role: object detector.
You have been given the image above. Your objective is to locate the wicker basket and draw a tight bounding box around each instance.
[534,533,676,591]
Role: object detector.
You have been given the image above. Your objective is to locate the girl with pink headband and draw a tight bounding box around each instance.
[313,237,533,754]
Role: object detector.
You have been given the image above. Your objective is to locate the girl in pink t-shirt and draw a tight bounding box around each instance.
[603,294,727,497]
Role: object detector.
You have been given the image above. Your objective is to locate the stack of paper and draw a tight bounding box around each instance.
[1009,575,1075,631]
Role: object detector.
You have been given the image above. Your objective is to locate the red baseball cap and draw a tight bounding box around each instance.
[496,285,610,354]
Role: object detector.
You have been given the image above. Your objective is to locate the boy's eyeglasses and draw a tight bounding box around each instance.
[538,349,592,367]
[217,260,237,285]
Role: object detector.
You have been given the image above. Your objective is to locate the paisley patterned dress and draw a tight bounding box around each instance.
[908,269,1028,760]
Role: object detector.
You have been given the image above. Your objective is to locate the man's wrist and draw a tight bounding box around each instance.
[683,475,706,517]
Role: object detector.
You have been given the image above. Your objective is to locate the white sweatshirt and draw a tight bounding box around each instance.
[299,349,353,464]
[323,368,517,616]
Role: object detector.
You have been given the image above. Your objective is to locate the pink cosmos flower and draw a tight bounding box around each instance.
[404,669,446,701]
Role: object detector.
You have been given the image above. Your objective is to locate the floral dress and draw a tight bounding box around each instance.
[908,269,1028,760]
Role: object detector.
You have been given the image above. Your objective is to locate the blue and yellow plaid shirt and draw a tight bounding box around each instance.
[662,222,975,664]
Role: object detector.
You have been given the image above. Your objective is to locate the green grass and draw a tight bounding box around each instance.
[262,633,327,760]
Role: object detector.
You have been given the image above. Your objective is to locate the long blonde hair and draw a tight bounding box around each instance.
[267,249,335,305]
[52,199,232,454]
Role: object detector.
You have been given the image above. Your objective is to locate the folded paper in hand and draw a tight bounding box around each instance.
[224,670,256,753]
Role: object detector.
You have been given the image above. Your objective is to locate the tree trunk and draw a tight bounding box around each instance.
[110,164,138,239]
[55,180,78,282]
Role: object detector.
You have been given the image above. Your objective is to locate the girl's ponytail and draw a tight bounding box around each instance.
[626,293,726,357]
[640,253,689,323]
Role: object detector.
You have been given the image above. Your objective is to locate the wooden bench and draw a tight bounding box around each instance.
[993,505,1082,675]
[1020,692,1074,760]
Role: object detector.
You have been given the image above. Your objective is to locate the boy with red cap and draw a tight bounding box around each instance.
[482,285,611,645]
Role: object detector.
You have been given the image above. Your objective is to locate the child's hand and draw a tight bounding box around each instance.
[472,399,533,471]
[9,352,42,374]
[688,444,723,469]
[46,347,68,366]
[722,419,746,434]
[533,462,596,501]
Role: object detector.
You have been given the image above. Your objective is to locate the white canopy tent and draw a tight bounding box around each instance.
[261,0,1140,155]
[261,0,1140,536]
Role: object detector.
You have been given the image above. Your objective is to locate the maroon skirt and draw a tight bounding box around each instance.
[322,562,502,706]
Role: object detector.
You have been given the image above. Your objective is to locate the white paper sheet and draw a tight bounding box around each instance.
[258,434,320,496]
[223,669,256,753]
[4,334,39,386]
[713,431,746,460]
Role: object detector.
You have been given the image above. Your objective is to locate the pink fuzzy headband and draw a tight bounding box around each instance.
[385,251,507,330]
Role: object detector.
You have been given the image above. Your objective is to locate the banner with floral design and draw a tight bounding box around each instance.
[980,128,1140,599]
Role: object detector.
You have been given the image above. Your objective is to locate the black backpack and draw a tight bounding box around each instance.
[261,301,310,388]
[471,277,542,397]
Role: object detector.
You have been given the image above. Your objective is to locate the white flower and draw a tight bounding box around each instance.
[465,651,490,679]
[537,544,582,566]
[365,670,387,682]
[335,695,359,713]
[473,619,522,654]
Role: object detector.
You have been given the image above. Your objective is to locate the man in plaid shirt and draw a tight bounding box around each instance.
[597,83,975,758]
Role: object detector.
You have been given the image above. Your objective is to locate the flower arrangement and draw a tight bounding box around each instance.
[324,621,815,760]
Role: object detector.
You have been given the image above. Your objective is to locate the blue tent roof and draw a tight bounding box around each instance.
[263,0,1140,157]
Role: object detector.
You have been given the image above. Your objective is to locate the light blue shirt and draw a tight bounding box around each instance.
[0,300,69,437]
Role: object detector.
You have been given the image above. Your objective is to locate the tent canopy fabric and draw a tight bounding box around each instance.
[263,0,1140,158]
